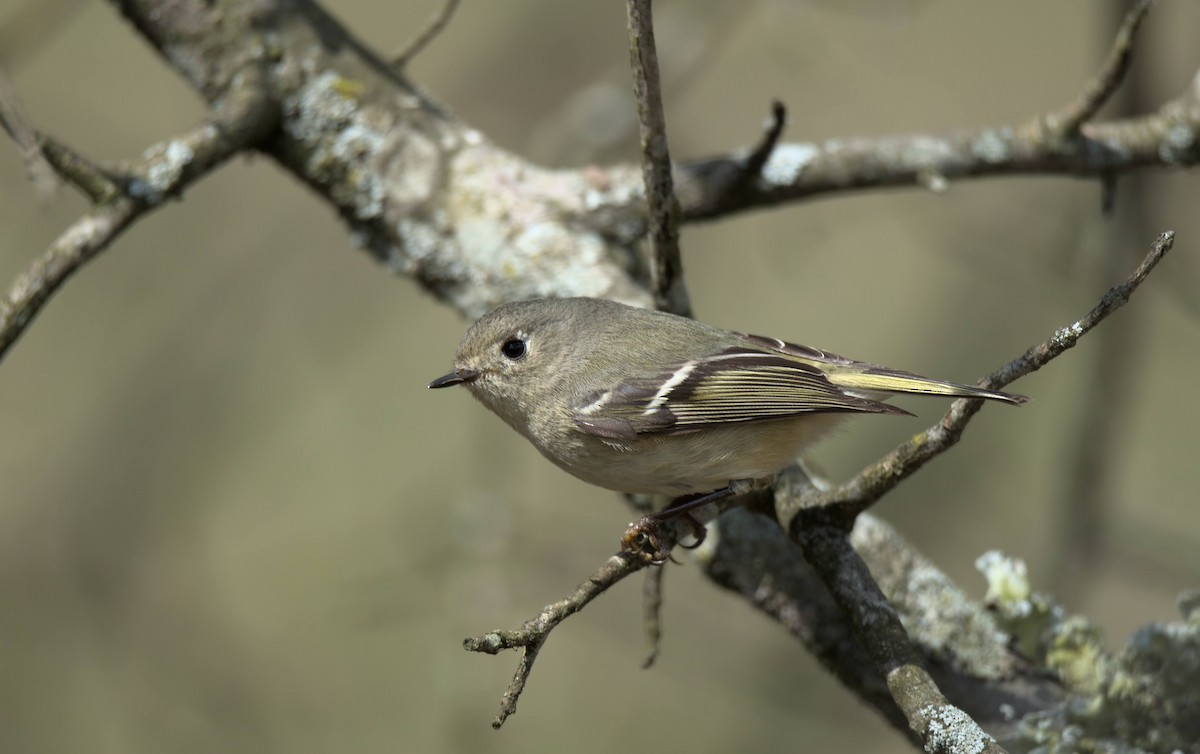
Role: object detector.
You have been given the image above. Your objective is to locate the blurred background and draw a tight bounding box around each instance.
[1,1,1198,751]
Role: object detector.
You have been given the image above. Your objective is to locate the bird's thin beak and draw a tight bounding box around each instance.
[428,368,481,389]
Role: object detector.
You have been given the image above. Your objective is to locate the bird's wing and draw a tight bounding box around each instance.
[570,340,907,442]
[738,334,1027,405]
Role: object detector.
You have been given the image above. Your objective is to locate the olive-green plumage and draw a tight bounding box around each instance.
[429,298,1025,496]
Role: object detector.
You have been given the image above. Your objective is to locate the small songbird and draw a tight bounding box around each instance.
[429,298,1026,514]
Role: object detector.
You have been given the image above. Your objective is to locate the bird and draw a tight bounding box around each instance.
[429,297,1025,557]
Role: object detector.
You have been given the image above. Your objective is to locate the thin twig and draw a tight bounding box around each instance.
[391,0,461,70]
[742,100,788,180]
[463,552,648,728]
[796,527,1008,754]
[0,69,276,365]
[641,565,665,668]
[0,72,122,202]
[40,135,123,203]
[1049,0,1154,136]
[1054,0,1158,595]
[674,100,788,213]
[776,231,1174,531]
[626,0,690,317]
[0,68,57,200]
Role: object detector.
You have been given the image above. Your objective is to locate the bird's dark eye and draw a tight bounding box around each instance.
[501,338,527,360]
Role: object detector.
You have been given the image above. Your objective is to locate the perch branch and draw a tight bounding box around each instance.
[463,551,650,728]
[27,2,1191,744]
[640,563,665,668]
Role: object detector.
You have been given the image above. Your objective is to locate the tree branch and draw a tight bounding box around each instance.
[1048,0,1153,136]
[640,561,665,668]
[12,2,1194,748]
[796,525,1008,754]
[702,506,1064,746]
[0,68,57,200]
[626,0,689,317]
[775,231,1174,530]
[391,0,461,70]
[463,551,648,728]
[0,63,277,364]
[100,0,1198,325]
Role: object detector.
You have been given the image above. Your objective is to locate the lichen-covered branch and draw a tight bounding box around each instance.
[702,504,1066,748]
[3,1,1194,749]
[106,0,1199,323]
[796,525,1008,754]
[0,63,277,363]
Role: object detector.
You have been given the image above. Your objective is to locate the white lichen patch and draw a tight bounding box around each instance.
[922,704,995,754]
[281,72,413,222]
[1098,134,1132,161]
[1158,124,1196,164]
[284,71,359,145]
[1052,321,1085,346]
[976,550,1031,607]
[582,170,643,212]
[396,218,444,266]
[433,145,651,313]
[919,170,949,193]
[332,124,387,218]
[130,138,199,203]
[385,131,439,211]
[761,143,818,185]
[899,136,955,169]
[972,129,1012,164]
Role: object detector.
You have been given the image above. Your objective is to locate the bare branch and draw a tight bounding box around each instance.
[742,100,788,182]
[0,70,125,203]
[39,134,122,203]
[0,68,57,200]
[0,68,277,364]
[47,3,1193,745]
[1054,1,1160,592]
[463,552,648,728]
[640,565,665,668]
[670,86,1200,221]
[391,0,461,70]
[626,0,690,317]
[775,230,1174,531]
[677,100,789,214]
[1048,0,1154,136]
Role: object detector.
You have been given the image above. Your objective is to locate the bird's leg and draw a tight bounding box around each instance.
[621,486,736,563]
[652,486,737,521]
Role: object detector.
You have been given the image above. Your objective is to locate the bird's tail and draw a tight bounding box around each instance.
[825,366,1028,405]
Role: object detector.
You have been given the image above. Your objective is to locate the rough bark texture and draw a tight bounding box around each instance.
[2,1,1196,751]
